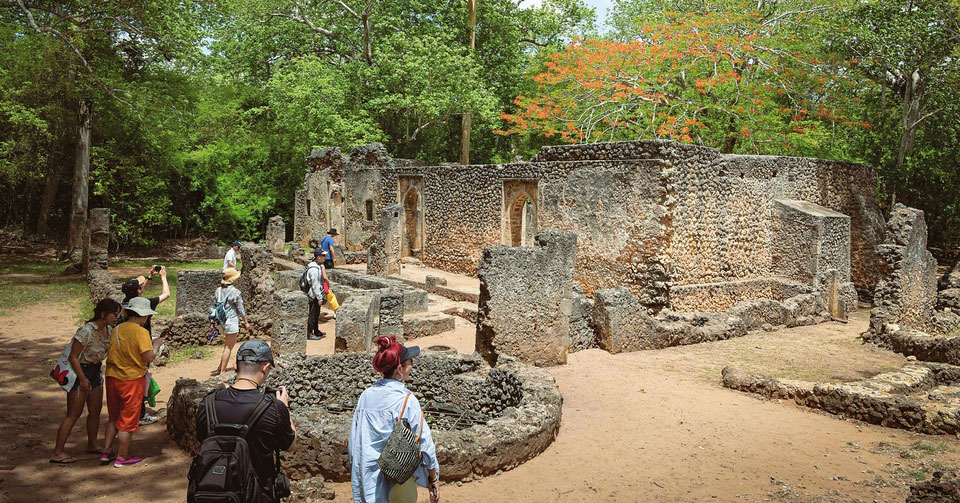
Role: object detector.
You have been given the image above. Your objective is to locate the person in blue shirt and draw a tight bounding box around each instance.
[349,336,440,503]
[320,228,337,269]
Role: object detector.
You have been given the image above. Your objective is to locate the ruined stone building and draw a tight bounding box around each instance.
[294,140,885,315]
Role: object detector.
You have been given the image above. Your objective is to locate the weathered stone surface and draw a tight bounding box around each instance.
[403,312,456,340]
[327,268,427,313]
[334,294,378,353]
[869,204,940,334]
[167,351,562,483]
[863,325,960,366]
[272,290,308,354]
[476,231,577,367]
[87,268,122,303]
[295,139,884,313]
[288,477,334,503]
[377,289,403,338]
[367,204,402,277]
[87,208,110,271]
[152,313,266,349]
[771,200,851,287]
[175,269,223,316]
[908,469,960,503]
[285,241,306,264]
[593,287,655,353]
[670,278,811,313]
[722,363,960,435]
[941,259,960,290]
[569,285,596,352]
[266,215,286,254]
[238,243,277,313]
[938,288,960,312]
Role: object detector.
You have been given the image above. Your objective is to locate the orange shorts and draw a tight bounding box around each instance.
[106,376,145,432]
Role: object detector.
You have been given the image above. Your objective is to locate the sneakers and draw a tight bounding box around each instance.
[139,413,159,425]
[114,456,143,468]
[307,331,326,340]
[99,450,116,465]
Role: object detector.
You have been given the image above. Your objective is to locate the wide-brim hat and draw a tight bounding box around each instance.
[122,296,158,316]
[327,228,339,236]
[222,267,241,285]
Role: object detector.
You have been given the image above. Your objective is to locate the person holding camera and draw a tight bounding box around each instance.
[195,340,296,503]
[120,265,170,425]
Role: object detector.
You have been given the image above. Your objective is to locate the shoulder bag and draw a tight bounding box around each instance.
[376,393,425,484]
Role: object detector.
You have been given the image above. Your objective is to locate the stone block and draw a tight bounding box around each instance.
[425,275,447,287]
[175,269,223,316]
[476,230,577,366]
[570,285,596,352]
[266,215,286,253]
[87,269,122,303]
[238,243,277,313]
[334,294,379,353]
[403,313,456,340]
[272,290,308,354]
[593,287,656,353]
[771,199,851,286]
[275,270,303,292]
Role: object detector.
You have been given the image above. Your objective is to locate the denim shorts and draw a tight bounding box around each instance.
[69,363,103,392]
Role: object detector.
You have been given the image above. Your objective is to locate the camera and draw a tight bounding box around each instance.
[153,265,162,273]
[264,386,280,397]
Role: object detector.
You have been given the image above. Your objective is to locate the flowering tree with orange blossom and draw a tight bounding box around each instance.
[497,8,869,155]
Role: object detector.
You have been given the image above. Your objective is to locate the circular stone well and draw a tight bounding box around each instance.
[166,351,562,482]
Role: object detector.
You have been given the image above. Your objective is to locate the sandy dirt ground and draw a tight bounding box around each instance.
[2,291,959,502]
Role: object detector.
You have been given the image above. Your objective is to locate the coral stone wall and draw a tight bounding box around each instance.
[294,140,884,311]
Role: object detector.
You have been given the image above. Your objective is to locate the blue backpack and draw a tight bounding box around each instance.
[208,286,234,324]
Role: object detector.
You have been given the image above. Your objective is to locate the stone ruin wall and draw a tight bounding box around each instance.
[294,140,884,312]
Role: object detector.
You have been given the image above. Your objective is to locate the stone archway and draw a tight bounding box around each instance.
[508,194,536,247]
[328,190,344,236]
[401,188,423,257]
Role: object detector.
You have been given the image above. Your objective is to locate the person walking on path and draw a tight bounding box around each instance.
[223,241,241,270]
[349,336,440,503]
[214,267,251,375]
[50,298,122,464]
[102,297,166,467]
[195,341,296,503]
[120,265,169,425]
[305,249,330,340]
[320,229,338,269]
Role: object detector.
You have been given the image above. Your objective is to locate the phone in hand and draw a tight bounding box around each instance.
[153,265,162,273]
[429,485,438,502]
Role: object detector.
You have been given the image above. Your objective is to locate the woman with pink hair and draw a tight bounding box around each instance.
[349,336,440,503]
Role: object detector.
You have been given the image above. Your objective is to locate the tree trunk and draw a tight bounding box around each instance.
[459,0,478,165]
[897,68,923,167]
[67,98,92,262]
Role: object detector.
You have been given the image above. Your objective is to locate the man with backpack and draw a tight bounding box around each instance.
[192,340,295,503]
[300,248,330,341]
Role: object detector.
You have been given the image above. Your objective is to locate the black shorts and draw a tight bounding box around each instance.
[69,363,103,392]
[323,258,334,269]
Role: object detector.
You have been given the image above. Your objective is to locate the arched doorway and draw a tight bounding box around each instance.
[401,188,422,257]
[508,194,536,247]
[328,190,344,237]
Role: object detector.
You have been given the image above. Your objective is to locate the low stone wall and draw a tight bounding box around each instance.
[152,313,267,349]
[166,352,563,482]
[87,269,122,303]
[721,363,960,435]
[398,277,479,304]
[175,269,223,316]
[670,278,811,313]
[908,469,960,503]
[403,313,457,340]
[326,268,427,313]
[862,325,960,366]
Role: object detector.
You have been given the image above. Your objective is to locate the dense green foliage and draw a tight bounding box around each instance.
[0,0,958,247]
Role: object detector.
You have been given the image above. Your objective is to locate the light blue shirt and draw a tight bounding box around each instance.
[349,379,439,503]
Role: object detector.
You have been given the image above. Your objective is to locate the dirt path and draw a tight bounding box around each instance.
[1,296,957,503]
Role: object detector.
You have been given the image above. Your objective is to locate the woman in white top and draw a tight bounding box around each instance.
[349,336,440,503]
[50,298,122,463]
[214,267,250,375]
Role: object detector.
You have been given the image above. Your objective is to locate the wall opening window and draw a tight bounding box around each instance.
[365,199,374,221]
[307,199,312,216]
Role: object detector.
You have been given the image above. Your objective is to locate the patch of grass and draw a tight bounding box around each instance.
[908,469,928,481]
[0,259,68,275]
[111,259,224,318]
[911,440,948,455]
[168,344,215,365]
[0,271,89,317]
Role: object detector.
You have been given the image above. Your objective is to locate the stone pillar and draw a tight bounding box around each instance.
[869,204,939,333]
[475,230,577,367]
[334,294,379,353]
[87,208,110,271]
[238,243,277,313]
[266,215,286,254]
[367,204,402,277]
[176,269,224,316]
[272,290,308,354]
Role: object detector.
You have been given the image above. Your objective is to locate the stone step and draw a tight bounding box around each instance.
[403,312,457,340]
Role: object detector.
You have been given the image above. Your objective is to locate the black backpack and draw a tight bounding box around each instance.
[187,393,272,503]
[298,266,312,294]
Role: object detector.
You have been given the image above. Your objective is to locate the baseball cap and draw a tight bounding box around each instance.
[236,340,274,364]
[313,248,327,257]
[400,344,420,362]
[232,240,242,247]
[121,276,147,298]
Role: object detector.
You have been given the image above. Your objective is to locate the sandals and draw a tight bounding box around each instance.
[99,450,117,465]
[49,456,77,464]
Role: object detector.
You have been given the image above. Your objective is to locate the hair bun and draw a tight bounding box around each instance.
[372,336,401,374]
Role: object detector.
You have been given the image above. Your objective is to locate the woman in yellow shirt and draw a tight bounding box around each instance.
[101,297,165,467]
